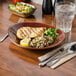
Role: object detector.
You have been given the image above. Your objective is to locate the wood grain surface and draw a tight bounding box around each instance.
[0,0,76,76]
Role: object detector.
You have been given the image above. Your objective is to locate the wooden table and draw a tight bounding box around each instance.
[0,0,76,76]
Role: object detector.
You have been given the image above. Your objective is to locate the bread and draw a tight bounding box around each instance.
[16,27,46,39]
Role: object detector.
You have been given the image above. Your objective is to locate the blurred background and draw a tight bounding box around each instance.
[0,0,75,4]
[31,0,76,5]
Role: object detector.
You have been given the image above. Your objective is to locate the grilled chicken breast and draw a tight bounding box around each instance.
[16,27,46,39]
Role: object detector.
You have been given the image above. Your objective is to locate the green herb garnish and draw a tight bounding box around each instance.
[45,28,59,39]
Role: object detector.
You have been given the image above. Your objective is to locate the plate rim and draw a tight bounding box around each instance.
[8,22,65,50]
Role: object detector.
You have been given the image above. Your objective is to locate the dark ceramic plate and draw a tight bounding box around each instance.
[8,22,65,50]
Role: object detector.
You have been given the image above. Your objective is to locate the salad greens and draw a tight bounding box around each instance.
[16,2,24,6]
[9,5,15,9]
[9,2,34,13]
[45,28,59,39]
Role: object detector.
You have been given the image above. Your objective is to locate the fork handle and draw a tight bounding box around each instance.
[0,33,8,42]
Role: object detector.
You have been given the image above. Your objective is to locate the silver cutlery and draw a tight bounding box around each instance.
[0,33,8,42]
[0,18,24,43]
[39,43,70,66]
[47,43,76,67]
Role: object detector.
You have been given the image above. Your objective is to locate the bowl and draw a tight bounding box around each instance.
[8,2,36,17]
[8,22,65,50]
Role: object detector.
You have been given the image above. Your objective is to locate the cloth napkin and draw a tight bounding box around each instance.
[38,42,76,69]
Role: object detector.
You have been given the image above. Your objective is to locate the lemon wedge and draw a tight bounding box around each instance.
[20,38,31,47]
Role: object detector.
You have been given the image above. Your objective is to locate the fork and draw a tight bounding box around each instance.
[47,42,76,67]
[0,33,8,42]
[38,43,70,66]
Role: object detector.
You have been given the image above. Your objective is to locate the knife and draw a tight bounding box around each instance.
[39,43,70,66]
[46,42,76,67]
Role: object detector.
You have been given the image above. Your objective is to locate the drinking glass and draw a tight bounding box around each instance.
[55,1,75,33]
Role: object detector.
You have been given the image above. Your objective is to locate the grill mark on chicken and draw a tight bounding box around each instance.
[16,27,46,39]
[22,27,29,37]
[31,28,38,34]
[20,28,26,37]
[26,27,31,33]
